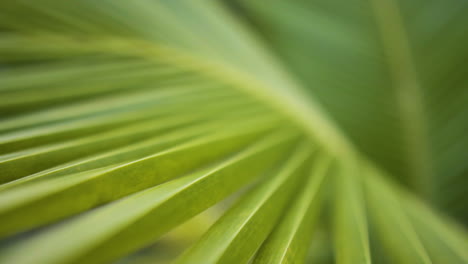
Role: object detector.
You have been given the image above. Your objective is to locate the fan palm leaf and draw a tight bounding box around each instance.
[0,0,467,263]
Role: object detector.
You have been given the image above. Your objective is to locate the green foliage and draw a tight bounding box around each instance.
[0,0,467,263]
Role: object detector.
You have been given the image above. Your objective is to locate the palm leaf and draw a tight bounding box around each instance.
[334,160,371,264]
[252,155,331,264]
[175,144,311,264]
[0,0,467,263]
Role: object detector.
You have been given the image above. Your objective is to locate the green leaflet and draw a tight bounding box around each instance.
[364,166,431,264]
[0,89,251,154]
[0,129,299,264]
[0,58,158,92]
[0,60,177,115]
[0,115,196,183]
[0,84,198,133]
[0,115,268,191]
[401,188,468,263]
[252,154,332,264]
[334,160,371,264]
[0,116,282,238]
[0,99,267,183]
[175,143,312,264]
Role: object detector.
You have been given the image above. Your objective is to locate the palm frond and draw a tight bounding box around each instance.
[252,155,330,264]
[0,0,467,263]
